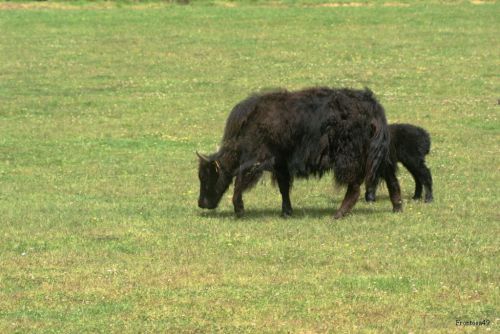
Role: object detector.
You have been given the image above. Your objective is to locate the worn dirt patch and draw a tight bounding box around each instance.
[0,2,167,10]
[305,2,412,8]
[470,0,496,4]
[383,2,411,7]
[0,2,110,10]
[2,1,495,11]
[315,2,369,7]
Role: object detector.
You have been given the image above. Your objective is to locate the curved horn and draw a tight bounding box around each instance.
[196,151,210,162]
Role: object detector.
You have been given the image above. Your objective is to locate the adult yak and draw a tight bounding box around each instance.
[197,87,402,219]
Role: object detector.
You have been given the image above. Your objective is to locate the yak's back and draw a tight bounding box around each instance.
[222,87,373,143]
[222,89,289,142]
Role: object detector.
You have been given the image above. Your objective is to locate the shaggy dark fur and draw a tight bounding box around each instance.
[365,123,433,203]
[197,87,402,219]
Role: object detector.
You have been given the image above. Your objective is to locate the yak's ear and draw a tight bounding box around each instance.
[196,151,210,162]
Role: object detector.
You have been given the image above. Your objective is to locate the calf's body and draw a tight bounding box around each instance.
[365,123,433,203]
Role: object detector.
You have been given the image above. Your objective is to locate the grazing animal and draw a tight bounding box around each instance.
[365,123,433,203]
[197,87,402,219]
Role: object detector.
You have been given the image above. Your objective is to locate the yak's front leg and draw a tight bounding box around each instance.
[232,174,245,217]
[274,167,293,217]
[334,183,361,219]
[232,167,264,218]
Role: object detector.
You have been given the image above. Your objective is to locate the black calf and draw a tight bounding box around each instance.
[365,123,433,203]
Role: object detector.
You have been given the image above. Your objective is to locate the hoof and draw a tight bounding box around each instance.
[412,195,422,201]
[365,193,376,202]
[281,208,293,218]
[392,204,403,213]
[234,209,245,218]
[424,196,433,203]
[333,211,344,220]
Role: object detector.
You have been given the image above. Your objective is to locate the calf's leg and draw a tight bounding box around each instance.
[365,176,380,202]
[404,159,433,203]
[413,179,423,200]
[420,163,433,203]
[402,161,423,200]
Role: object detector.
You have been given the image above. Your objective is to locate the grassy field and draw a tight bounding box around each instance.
[0,1,499,332]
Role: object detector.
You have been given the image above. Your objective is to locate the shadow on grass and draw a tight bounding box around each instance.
[375,193,433,203]
[199,205,389,220]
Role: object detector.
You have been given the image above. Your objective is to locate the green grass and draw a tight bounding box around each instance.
[0,1,499,332]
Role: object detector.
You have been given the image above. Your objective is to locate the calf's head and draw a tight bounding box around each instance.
[197,152,232,209]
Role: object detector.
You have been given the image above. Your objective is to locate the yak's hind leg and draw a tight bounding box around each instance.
[334,183,361,219]
[383,166,403,212]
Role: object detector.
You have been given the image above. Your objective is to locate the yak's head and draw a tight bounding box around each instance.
[197,152,232,210]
